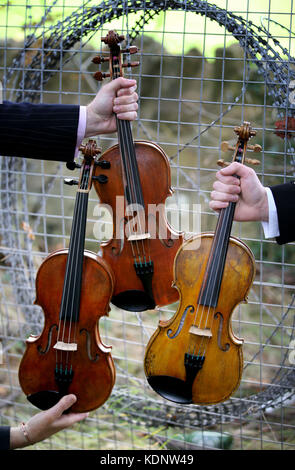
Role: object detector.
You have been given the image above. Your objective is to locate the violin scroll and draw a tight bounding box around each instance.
[79,139,102,158]
[218,121,262,168]
[92,30,139,82]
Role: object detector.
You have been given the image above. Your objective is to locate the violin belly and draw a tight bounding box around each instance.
[144,233,255,405]
[93,141,184,312]
[18,250,116,413]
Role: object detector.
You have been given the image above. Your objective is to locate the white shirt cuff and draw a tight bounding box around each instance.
[261,187,280,238]
[74,106,87,158]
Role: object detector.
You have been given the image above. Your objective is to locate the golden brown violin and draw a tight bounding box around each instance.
[144,122,259,405]
[18,141,116,412]
[92,30,183,312]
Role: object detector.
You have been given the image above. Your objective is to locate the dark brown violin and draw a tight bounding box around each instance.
[144,122,260,405]
[92,30,183,312]
[18,141,116,412]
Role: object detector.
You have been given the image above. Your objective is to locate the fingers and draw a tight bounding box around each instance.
[108,76,137,94]
[211,180,241,201]
[218,161,256,180]
[112,78,138,120]
[116,83,137,97]
[113,103,138,120]
[209,199,229,211]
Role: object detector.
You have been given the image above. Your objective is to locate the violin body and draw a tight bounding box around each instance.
[19,248,115,412]
[93,140,183,312]
[144,233,255,404]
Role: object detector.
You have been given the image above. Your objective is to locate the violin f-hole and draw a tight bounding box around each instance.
[80,328,100,362]
[37,324,58,355]
[214,312,230,352]
[167,305,195,339]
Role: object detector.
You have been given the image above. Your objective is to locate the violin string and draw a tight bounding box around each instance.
[198,141,245,355]
[56,179,82,370]
[56,163,90,375]
[116,118,144,262]
[117,111,148,265]
[195,203,235,359]
[186,232,220,356]
[112,54,149,266]
[187,150,242,359]
[65,167,90,369]
[124,119,152,263]
[62,189,83,370]
[190,142,244,360]
[122,120,149,263]
[114,122,139,263]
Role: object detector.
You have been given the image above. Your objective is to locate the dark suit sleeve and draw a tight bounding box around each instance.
[270,182,295,245]
[0,426,10,450]
[0,101,80,162]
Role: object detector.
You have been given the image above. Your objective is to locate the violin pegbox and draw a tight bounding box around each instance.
[217,121,262,168]
[91,30,139,82]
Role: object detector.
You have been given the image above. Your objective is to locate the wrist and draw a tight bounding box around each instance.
[10,423,32,449]
[257,187,269,222]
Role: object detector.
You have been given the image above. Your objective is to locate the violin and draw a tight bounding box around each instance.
[144,122,259,405]
[18,140,116,412]
[92,30,183,312]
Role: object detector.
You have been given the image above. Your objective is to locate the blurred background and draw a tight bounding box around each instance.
[0,0,295,450]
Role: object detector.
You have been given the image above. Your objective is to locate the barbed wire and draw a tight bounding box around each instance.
[1,0,295,428]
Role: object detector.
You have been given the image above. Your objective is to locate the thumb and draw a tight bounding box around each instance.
[49,394,77,419]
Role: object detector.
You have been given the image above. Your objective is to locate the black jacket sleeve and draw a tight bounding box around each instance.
[270,181,295,245]
[0,426,10,450]
[0,101,80,162]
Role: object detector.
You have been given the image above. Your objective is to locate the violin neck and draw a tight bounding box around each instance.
[198,201,236,308]
[116,116,145,208]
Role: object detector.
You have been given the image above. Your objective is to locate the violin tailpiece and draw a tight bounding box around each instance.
[134,260,155,309]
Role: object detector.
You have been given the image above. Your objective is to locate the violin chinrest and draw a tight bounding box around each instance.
[147,375,193,405]
[27,390,65,411]
[111,289,155,312]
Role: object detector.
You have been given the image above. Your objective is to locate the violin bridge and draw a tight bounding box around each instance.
[189,326,212,338]
[128,232,151,241]
[53,341,78,352]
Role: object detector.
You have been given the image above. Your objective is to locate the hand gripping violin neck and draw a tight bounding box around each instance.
[18,140,116,412]
[92,30,183,312]
[144,122,259,405]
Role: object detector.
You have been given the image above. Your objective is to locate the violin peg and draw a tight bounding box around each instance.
[247,144,262,153]
[92,55,109,64]
[93,71,110,81]
[122,46,139,54]
[64,178,78,186]
[122,61,140,68]
[221,141,235,152]
[217,159,231,168]
[244,157,260,165]
[66,161,81,171]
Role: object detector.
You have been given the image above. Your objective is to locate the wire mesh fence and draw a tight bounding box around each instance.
[0,0,295,451]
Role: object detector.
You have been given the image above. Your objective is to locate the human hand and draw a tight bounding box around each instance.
[209,162,269,222]
[85,76,138,137]
[10,394,88,449]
